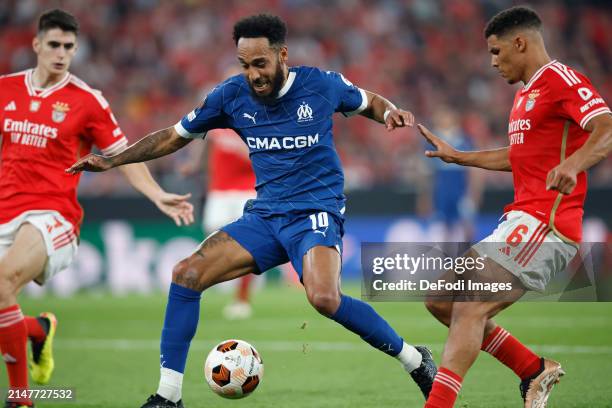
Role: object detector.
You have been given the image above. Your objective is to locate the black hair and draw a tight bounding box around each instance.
[484,6,541,39]
[38,9,79,35]
[232,14,287,47]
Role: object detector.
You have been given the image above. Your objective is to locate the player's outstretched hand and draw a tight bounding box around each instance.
[66,153,114,174]
[385,108,415,131]
[154,192,195,226]
[546,162,577,195]
[417,124,458,163]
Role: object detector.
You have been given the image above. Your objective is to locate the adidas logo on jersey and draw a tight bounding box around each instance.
[4,101,16,111]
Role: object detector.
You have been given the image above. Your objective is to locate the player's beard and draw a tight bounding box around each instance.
[249,61,285,105]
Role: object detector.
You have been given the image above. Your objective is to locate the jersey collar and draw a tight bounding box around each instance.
[25,69,72,99]
[523,59,557,92]
[276,70,296,99]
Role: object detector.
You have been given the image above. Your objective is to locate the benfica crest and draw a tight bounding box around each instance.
[525,89,540,112]
[52,101,70,123]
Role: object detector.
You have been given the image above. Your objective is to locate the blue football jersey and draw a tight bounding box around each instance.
[175,66,367,216]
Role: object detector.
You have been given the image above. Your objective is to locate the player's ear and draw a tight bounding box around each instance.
[32,35,40,54]
[514,35,527,53]
[278,45,288,64]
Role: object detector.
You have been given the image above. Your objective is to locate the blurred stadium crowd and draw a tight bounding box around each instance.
[1,0,610,196]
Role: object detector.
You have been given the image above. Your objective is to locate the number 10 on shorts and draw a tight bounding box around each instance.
[309,212,329,230]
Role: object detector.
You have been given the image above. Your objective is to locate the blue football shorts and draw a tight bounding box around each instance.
[221,208,344,279]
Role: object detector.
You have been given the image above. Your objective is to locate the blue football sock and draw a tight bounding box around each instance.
[331,294,403,356]
[160,283,202,373]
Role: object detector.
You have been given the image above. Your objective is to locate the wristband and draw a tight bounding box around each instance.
[384,109,391,122]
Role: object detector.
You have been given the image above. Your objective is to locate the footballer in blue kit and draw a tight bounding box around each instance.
[68,13,437,408]
[175,66,363,278]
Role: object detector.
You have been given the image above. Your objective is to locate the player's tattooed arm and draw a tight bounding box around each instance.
[110,127,191,166]
[66,126,191,173]
[418,124,512,171]
[360,90,415,131]
[546,113,612,194]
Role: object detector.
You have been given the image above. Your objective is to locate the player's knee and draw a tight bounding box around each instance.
[172,259,206,291]
[307,290,341,317]
[425,300,451,326]
[450,302,489,324]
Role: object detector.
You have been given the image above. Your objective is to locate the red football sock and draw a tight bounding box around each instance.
[25,316,47,343]
[481,326,541,380]
[237,274,253,303]
[0,305,32,405]
[424,367,462,408]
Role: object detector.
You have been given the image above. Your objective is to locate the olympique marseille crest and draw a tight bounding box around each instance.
[297,101,313,123]
[525,89,540,112]
[52,101,70,123]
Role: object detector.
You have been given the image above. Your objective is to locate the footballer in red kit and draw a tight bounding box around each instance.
[418,7,611,408]
[0,10,194,407]
[0,69,129,233]
[505,59,610,243]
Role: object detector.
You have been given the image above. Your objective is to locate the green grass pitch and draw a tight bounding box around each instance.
[4,285,612,407]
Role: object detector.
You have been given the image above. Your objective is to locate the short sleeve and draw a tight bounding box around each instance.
[174,84,229,139]
[552,66,611,129]
[86,91,128,156]
[324,71,368,117]
[0,76,9,114]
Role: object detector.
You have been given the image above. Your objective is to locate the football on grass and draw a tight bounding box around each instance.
[204,339,264,399]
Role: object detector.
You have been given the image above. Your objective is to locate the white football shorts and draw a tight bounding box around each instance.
[472,210,578,292]
[204,190,256,233]
[0,210,78,285]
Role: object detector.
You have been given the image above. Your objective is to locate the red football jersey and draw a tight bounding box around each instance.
[0,69,128,233]
[505,60,611,242]
[207,129,255,192]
